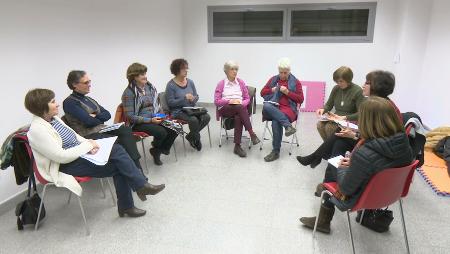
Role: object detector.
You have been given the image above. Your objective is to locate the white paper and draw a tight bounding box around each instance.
[263,100,280,106]
[81,136,117,165]
[183,106,203,110]
[334,120,358,130]
[99,122,124,133]
[328,155,344,168]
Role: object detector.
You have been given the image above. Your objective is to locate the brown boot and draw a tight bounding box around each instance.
[250,134,261,145]
[299,204,335,234]
[314,183,325,197]
[136,183,166,201]
[234,144,247,157]
[118,207,146,217]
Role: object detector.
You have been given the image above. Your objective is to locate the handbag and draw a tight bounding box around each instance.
[182,107,208,117]
[15,158,45,230]
[355,208,393,233]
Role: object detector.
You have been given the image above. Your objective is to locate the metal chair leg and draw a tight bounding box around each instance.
[347,211,356,254]
[99,179,106,198]
[207,123,212,148]
[35,184,49,231]
[219,118,223,147]
[141,139,149,174]
[288,133,295,156]
[106,178,116,206]
[260,121,268,150]
[313,190,328,238]
[399,199,411,254]
[173,141,178,161]
[67,191,72,204]
[77,196,90,236]
[181,134,187,157]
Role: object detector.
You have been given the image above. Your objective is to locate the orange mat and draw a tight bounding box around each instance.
[417,150,450,197]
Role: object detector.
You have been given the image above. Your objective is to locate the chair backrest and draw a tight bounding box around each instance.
[351,160,419,211]
[246,86,257,115]
[158,92,170,114]
[114,103,126,124]
[22,141,49,185]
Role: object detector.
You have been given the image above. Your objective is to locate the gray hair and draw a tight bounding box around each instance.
[224,60,239,73]
[278,57,291,70]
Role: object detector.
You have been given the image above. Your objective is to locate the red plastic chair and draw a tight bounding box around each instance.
[314,160,420,254]
[23,141,114,236]
[114,103,151,171]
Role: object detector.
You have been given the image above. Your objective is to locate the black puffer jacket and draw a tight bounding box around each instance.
[333,133,414,211]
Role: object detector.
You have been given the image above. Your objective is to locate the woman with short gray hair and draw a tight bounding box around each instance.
[214,61,260,157]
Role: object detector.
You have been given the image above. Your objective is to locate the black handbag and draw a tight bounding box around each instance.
[355,208,393,233]
[182,107,208,117]
[15,162,45,230]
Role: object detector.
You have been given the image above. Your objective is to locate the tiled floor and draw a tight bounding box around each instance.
[0,106,449,254]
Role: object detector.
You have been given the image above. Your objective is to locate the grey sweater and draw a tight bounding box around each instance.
[165,78,199,116]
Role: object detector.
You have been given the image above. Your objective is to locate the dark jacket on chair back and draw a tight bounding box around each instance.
[333,133,414,211]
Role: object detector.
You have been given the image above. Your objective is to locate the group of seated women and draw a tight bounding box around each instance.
[24,58,414,230]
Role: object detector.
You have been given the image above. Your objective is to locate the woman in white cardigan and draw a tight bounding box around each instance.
[25,88,165,218]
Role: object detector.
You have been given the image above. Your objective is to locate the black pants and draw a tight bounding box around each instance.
[323,137,358,183]
[175,112,211,141]
[85,126,140,161]
[133,123,177,152]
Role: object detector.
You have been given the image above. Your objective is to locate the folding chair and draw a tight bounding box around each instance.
[259,104,301,155]
[23,141,116,236]
[216,85,257,149]
[159,92,211,151]
[313,160,420,254]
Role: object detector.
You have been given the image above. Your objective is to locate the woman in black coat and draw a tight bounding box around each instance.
[299,96,413,234]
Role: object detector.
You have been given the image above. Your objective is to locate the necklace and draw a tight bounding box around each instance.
[341,91,345,107]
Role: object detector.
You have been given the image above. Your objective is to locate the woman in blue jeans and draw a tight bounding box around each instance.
[25,88,165,218]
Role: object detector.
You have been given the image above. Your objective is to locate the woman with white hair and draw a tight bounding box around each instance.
[214,60,260,157]
[260,57,304,162]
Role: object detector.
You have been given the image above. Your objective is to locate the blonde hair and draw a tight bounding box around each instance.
[278,57,291,70]
[223,60,239,72]
[333,66,353,83]
[358,96,404,140]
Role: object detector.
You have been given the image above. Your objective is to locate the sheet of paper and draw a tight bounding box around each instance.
[183,106,203,110]
[81,136,117,165]
[328,155,344,168]
[334,120,358,130]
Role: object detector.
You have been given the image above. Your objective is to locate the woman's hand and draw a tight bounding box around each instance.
[229,99,242,105]
[271,87,277,93]
[87,139,99,154]
[279,86,289,95]
[185,93,194,101]
[338,157,351,169]
[316,108,324,117]
[151,117,163,124]
[89,113,97,118]
[335,128,357,139]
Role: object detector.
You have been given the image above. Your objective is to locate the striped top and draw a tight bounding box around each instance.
[50,118,81,149]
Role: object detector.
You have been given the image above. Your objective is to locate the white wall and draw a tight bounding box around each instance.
[416,0,450,128]
[0,0,183,204]
[182,0,403,103]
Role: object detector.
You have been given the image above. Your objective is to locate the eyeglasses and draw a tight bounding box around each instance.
[364,81,371,85]
[79,80,91,85]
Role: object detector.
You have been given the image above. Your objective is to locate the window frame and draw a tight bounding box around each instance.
[207,2,377,43]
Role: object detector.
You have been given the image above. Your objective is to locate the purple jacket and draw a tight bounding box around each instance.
[214,78,250,108]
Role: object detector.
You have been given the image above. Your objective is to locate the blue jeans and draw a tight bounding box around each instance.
[262,103,292,153]
[60,144,148,210]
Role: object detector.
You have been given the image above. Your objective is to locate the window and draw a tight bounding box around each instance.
[208,3,377,43]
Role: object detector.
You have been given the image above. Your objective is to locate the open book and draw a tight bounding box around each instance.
[182,106,204,110]
[99,122,124,133]
[81,136,117,165]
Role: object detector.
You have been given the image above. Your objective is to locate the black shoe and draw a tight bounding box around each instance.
[233,145,247,157]
[310,158,322,169]
[264,151,280,162]
[186,134,197,149]
[118,207,146,217]
[195,139,202,151]
[296,154,315,166]
[149,148,163,166]
[136,183,166,201]
[161,149,170,155]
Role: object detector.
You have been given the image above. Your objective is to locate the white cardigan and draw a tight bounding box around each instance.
[27,116,93,196]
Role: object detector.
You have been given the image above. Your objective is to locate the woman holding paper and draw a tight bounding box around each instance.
[214,60,260,157]
[316,66,365,140]
[165,58,211,151]
[62,70,144,173]
[122,63,178,166]
[299,96,413,234]
[25,88,166,218]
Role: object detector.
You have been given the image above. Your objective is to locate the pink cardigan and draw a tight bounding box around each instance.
[214,78,250,108]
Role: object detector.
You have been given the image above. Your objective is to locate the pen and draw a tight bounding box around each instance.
[345,151,351,158]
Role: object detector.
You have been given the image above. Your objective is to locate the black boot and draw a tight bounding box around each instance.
[118,207,146,217]
[149,148,163,166]
[299,204,335,234]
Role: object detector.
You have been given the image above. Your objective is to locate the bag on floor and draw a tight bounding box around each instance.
[223,118,234,130]
[355,208,393,233]
[15,172,45,230]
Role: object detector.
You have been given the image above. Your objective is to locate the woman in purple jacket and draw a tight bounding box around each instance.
[214,61,260,157]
